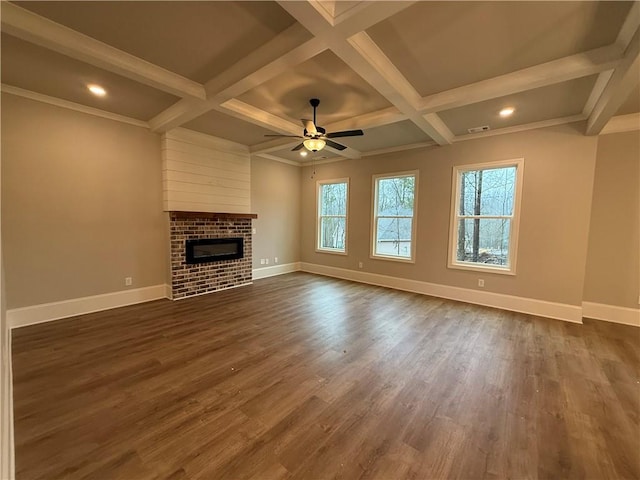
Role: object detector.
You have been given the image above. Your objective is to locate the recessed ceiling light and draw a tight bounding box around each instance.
[300,151,308,157]
[499,107,515,117]
[88,84,107,97]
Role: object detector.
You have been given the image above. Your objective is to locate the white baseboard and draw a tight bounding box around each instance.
[164,284,173,300]
[300,262,583,323]
[253,262,301,280]
[582,302,640,327]
[7,285,168,329]
[12,268,630,330]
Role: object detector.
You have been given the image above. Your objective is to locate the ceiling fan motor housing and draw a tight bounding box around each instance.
[264,98,363,152]
[304,126,326,137]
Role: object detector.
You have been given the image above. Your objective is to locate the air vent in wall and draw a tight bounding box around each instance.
[468,125,490,133]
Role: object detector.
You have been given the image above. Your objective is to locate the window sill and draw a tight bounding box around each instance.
[371,254,415,264]
[316,248,347,256]
[448,262,516,276]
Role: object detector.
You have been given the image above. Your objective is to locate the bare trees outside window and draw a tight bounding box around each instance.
[317,180,348,253]
[449,159,524,274]
[373,172,417,261]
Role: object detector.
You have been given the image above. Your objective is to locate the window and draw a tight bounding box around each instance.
[317,179,348,253]
[372,172,417,261]
[448,159,524,274]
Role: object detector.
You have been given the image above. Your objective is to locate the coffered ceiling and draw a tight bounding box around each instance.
[2,1,639,165]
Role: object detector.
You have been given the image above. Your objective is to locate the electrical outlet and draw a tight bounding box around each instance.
[274,257,279,264]
[478,279,484,287]
[252,228,256,235]
[358,262,363,269]
[265,258,270,265]
[260,259,265,265]
[125,277,133,286]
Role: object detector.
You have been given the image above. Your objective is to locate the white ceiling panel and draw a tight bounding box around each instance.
[237,50,393,125]
[183,109,280,147]
[440,76,598,136]
[14,1,298,83]
[367,1,632,96]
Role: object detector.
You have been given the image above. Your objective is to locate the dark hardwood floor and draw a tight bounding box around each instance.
[11,273,640,479]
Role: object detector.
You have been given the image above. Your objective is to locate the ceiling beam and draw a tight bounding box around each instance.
[219,99,301,135]
[325,106,406,132]
[148,98,216,132]
[1,2,205,100]
[346,32,422,109]
[149,24,325,132]
[332,1,417,36]
[584,2,639,120]
[616,1,640,50]
[586,29,640,135]
[346,32,453,144]
[250,138,302,155]
[305,1,415,34]
[278,1,453,145]
[582,70,614,117]
[419,44,623,114]
[600,112,640,135]
[1,83,149,128]
[204,24,325,100]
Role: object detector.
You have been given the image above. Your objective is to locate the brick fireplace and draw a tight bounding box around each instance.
[169,211,256,300]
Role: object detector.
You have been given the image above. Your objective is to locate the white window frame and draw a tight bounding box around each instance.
[448,158,524,275]
[371,171,418,263]
[316,178,349,255]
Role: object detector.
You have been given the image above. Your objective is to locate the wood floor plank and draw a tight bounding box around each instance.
[11,272,640,479]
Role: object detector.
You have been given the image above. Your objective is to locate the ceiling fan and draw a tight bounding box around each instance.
[264,98,363,152]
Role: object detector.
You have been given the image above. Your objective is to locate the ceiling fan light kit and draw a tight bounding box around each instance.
[303,138,326,152]
[264,98,364,154]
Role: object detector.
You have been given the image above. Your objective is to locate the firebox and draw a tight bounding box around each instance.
[185,237,244,264]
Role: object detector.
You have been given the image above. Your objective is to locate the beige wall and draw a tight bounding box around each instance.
[584,130,640,309]
[1,94,167,309]
[251,156,301,269]
[301,124,599,306]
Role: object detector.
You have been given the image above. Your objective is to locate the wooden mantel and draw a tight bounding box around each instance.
[170,211,258,220]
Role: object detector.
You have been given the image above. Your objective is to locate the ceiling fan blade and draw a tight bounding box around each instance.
[264,134,303,138]
[302,119,317,135]
[325,139,347,151]
[291,143,304,151]
[326,129,364,138]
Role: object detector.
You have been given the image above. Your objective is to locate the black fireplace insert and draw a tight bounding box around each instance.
[185,237,243,264]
